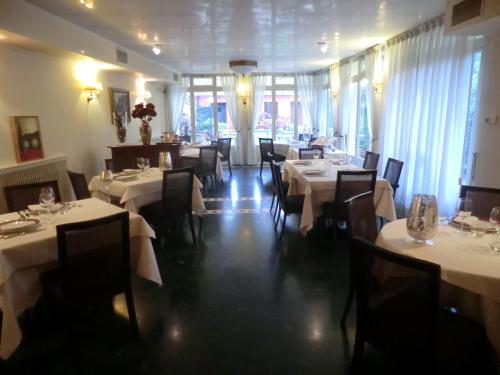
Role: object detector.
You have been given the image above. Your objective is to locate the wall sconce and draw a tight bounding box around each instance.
[373,83,383,94]
[83,82,103,102]
[238,76,250,105]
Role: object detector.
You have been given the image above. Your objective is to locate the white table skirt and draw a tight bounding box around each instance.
[88,168,205,215]
[376,219,500,357]
[286,147,347,161]
[0,198,161,359]
[284,160,396,234]
[255,142,298,164]
[180,148,224,181]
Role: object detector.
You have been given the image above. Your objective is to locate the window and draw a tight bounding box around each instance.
[461,49,483,184]
[217,92,236,139]
[357,79,370,158]
[179,92,192,139]
[275,90,295,141]
[256,90,273,139]
[194,91,214,143]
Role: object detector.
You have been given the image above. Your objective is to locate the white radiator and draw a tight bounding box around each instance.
[0,155,72,213]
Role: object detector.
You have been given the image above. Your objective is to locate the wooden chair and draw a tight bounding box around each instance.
[41,212,139,336]
[460,185,500,218]
[322,170,377,226]
[383,158,404,197]
[298,148,324,159]
[104,158,114,171]
[342,191,378,328]
[217,138,233,176]
[259,138,286,177]
[362,151,380,170]
[4,180,61,213]
[140,167,197,243]
[307,137,318,148]
[349,237,495,374]
[271,161,304,236]
[198,147,219,193]
[67,171,91,200]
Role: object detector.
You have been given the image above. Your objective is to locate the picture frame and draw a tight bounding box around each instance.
[10,116,45,163]
[109,87,131,125]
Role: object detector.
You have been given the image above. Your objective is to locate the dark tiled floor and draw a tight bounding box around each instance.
[2,167,392,374]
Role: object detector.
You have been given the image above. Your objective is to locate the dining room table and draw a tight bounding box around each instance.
[283,159,397,234]
[376,218,500,361]
[286,147,348,161]
[88,167,206,214]
[0,197,162,359]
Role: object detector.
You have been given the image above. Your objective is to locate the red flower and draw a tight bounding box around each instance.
[132,102,157,122]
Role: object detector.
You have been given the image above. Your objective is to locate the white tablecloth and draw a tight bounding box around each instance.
[180,148,224,181]
[255,141,305,163]
[88,168,205,215]
[286,147,347,161]
[0,198,161,359]
[283,160,396,234]
[376,219,500,357]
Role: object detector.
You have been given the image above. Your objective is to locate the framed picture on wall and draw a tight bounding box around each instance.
[10,116,45,163]
[109,87,131,125]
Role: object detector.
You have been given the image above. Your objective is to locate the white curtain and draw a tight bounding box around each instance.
[167,77,189,133]
[337,62,354,153]
[296,73,326,137]
[247,74,267,165]
[379,25,475,215]
[329,65,339,137]
[365,51,376,146]
[220,75,242,165]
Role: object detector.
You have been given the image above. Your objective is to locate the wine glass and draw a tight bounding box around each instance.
[136,157,145,172]
[489,207,500,253]
[406,194,438,246]
[312,149,321,160]
[100,170,114,208]
[143,158,150,175]
[455,198,473,234]
[39,187,55,223]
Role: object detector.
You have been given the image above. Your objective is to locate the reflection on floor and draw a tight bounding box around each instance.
[2,167,392,374]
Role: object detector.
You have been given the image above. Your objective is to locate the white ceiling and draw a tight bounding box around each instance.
[25,0,445,73]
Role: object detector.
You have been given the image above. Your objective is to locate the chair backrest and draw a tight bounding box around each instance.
[346,191,378,243]
[179,135,191,143]
[56,211,130,305]
[383,158,404,195]
[160,167,195,219]
[363,151,380,170]
[460,185,500,218]
[197,147,218,177]
[299,148,324,160]
[67,170,91,200]
[4,180,61,213]
[271,161,287,210]
[335,170,377,205]
[351,236,440,363]
[259,138,275,159]
[104,158,114,171]
[218,138,232,161]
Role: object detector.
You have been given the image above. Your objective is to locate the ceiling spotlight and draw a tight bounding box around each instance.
[79,0,94,9]
[152,44,162,55]
[318,41,328,54]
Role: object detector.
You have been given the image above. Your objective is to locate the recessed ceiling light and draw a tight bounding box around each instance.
[152,44,162,55]
[318,41,328,54]
[79,0,94,9]
[138,32,148,41]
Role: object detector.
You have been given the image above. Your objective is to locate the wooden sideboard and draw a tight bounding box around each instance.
[108,143,182,172]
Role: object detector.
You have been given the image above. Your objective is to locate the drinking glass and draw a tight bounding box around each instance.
[136,157,145,171]
[455,198,473,234]
[143,158,150,175]
[406,194,438,246]
[159,152,172,171]
[100,170,114,208]
[489,207,500,253]
[470,218,492,238]
[39,187,55,223]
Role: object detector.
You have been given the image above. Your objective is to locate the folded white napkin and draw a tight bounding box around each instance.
[311,136,329,146]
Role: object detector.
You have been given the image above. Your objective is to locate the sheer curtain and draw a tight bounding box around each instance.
[296,72,326,137]
[247,74,267,165]
[379,25,476,215]
[364,51,376,147]
[337,62,353,153]
[167,77,189,133]
[220,75,242,165]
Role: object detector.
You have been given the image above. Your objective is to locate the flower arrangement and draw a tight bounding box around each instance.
[131,102,157,123]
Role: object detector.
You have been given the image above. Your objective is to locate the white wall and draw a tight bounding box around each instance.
[0,44,167,178]
[471,34,500,188]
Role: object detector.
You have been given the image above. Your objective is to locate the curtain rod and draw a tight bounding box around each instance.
[385,15,443,47]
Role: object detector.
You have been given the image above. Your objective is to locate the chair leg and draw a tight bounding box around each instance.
[280,214,287,238]
[259,160,264,177]
[188,213,196,243]
[228,160,232,176]
[275,209,281,231]
[213,175,218,193]
[274,202,280,221]
[270,192,275,212]
[340,278,354,328]
[350,329,365,375]
[125,287,139,338]
[198,216,203,238]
